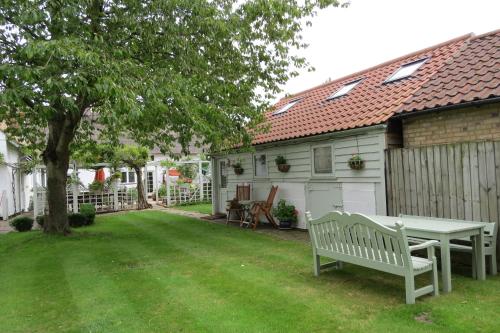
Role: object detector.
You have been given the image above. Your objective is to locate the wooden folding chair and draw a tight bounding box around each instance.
[226,184,251,225]
[248,185,279,230]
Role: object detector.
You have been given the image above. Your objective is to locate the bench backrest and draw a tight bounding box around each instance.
[306,211,411,269]
[398,214,498,237]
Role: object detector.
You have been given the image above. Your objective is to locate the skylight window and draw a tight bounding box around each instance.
[385,58,428,83]
[273,98,301,115]
[327,79,362,100]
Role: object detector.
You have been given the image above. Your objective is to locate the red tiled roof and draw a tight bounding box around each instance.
[252,34,471,145]
[399,29,500,114]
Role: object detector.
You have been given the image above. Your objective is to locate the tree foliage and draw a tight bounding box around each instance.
[0,0,340,233]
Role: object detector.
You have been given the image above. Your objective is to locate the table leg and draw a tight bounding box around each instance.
[440,235,452,293]
[474,232,486,280]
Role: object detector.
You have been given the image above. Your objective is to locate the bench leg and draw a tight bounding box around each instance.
[336,261,343,269]
[432,258,439,296]
[489,254,497,275]
[313,254,321,277]
[405,274,416,305]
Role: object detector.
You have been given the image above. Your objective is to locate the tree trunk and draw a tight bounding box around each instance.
[42,115,79,235]
[135,166,151,210]
[45,155,71,234]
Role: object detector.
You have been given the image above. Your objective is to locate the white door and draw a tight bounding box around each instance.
[342,183,376,215]
[217,160,228,213]
[307,182,343,220]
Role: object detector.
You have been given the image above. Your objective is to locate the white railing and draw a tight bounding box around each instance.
[159,182,212,206]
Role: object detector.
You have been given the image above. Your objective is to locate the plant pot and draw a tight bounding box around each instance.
[348,159,364,170]
[233,167,244,175]
[277,164,290,173]
[278,219,293,230]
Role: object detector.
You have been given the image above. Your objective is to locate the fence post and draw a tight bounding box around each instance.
[154,165,159,204]
[198,160,203,201]
[166,167,171,206]
[33,167,38,218]
[113,180,119,211]
[72,164,78,213]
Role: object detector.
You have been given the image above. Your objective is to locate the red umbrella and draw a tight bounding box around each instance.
[94,168,106,183]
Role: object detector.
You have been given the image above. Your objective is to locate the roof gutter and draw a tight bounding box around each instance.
[393,96,500,120]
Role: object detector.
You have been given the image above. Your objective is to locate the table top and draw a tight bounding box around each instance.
[365,215,488,234]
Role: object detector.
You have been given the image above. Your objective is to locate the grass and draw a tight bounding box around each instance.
[0,210,498,333]
[173,202,212,215]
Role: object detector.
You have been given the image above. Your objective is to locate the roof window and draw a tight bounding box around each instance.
[385,58,428,83]
[273,98,301,115]
[327,79,362,100]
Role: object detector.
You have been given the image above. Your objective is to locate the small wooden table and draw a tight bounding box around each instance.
[366,215,487,293]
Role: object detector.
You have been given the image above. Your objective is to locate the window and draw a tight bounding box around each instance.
[328,79,362,100]
[313,146,333,174]
[273,98,301,115]
[254,154,268,177]
[128,171,136,183]
[219,161,227,188]
[385,58,428,83]
[121,171,127,183]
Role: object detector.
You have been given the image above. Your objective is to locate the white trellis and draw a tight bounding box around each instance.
[146,159,212,207]
[33,162,145,217]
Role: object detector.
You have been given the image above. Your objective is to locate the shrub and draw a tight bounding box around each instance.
[36,215,45,228]
[158,184,167,198]
[79,204,96,225]
[68,213,87,228]
[9,216,34,232]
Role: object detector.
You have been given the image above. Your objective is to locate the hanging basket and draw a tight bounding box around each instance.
[277,164,290,173]
[233,167,244,175]
[348,155,365,170]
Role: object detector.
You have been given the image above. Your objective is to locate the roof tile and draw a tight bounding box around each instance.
[253,34,470,145]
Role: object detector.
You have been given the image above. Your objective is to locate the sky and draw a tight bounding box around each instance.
[277,0,500,101]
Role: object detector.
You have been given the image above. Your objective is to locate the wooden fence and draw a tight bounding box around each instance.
[385,141,500,224]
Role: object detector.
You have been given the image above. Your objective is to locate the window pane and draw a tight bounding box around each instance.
[220,161,227,188]
[128,171,136,183]
[121,172,127,183]
[254,154,268,176]
[314,147,332,174]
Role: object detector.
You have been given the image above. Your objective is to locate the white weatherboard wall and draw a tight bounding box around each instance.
[213,126,387,229]
[0,131,31,218]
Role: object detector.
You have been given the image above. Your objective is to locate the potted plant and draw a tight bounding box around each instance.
[272,199,298,230]
[232,159,244,175]
[275,155,290,173]
[348,154,365,170]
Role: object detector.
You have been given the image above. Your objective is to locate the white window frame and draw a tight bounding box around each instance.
[384,58,428,83]
[272,98,301,115]
[311,144,335,177]
[253,153,269,178]
[120,169,136,184]
[327,79,362,100]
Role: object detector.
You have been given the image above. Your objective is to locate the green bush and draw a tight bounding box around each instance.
[9,216,34,232]
[68,213,86,228]
[36,215,45,227]
[158,184,167,198]
[80,204,96,225]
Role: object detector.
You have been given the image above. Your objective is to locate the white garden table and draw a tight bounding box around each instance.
[366,215,487,293]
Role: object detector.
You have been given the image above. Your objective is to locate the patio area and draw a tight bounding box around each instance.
[0,210,498,332]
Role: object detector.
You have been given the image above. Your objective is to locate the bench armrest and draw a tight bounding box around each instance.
[409,240,439,252]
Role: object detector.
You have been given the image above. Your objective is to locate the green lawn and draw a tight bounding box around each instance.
[173,202,212,215]
[0,211,499,333]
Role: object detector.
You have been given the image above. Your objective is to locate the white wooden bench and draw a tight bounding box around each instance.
[400,214,498,276]
[306,211,439,304]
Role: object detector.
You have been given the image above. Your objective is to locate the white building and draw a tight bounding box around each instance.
[0,130,32,219]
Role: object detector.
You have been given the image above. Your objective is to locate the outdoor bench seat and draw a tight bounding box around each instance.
[306,211,439,304]
[400,214,498,275]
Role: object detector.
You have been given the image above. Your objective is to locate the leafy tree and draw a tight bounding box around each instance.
[115,145,151,210]
[0,0,340,234]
